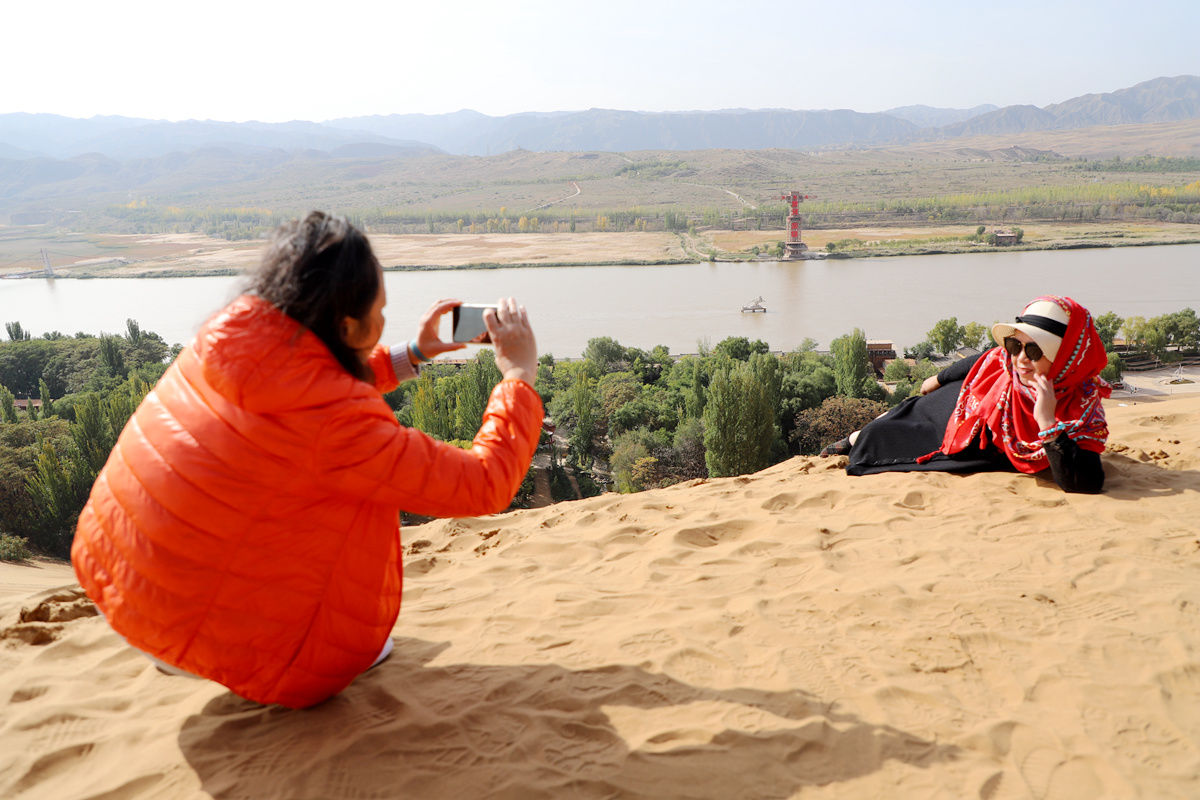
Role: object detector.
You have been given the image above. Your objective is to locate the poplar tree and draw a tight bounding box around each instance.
[411,374,453,441]
[831,328,870,398]
[569,375,598,469]
[453,351,502,441]
[0,385,17,423]
[702,359,776,478]
[38,379,54,418]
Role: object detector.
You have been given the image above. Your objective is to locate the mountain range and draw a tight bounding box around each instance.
[1,76,1197,161]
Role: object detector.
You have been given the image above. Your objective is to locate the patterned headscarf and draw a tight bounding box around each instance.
[930,296,1111,473]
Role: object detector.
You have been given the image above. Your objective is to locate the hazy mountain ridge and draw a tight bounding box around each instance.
[941,75,1200,137]
[880,103,999,128]
[0,115,440,161]
[2,76,1196,163]
[325,108,923,155]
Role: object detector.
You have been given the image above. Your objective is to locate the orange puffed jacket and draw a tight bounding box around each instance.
[72,295,543,708]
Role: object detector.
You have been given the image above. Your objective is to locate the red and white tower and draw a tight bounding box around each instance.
[780,191,811,260]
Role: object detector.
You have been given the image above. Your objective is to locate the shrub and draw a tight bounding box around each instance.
[791,396,889,455]
[1100,352,1125,383]
[0,533,32,562]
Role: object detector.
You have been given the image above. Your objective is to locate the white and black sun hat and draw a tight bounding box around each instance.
[991,298,1070,363]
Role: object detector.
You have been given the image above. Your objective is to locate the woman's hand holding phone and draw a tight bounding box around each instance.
[484,297,537,386]
[411,299,468,364]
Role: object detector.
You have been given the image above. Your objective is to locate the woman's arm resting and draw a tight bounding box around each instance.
[1043,434,1105,494]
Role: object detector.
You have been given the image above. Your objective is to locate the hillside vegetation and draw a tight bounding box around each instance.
[4,121,1200,240]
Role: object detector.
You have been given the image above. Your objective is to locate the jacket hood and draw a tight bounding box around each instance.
[193,295,363,413]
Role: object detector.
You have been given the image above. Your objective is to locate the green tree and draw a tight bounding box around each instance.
[125,318,143,346]
[830,328,871,398]
[582,337,626,372]
[38,379,54,419]
[609,384,676,437]
[1121,316,1147,352]
[0,384,17,423]
[0,418,72,550]
[597,372,642,421]
[685,358,706,418]
[452,351,502,440]
[783,365,837,412]
[889,380,914,406]
[569,374,599,469]
[927,317,965,356]
[702,359,777,477]
[533,353,557,405]
[99,336,127,378]
[411,374,453,441]
[961,322,989,350]
[24,441,83,555]
[712,336,769,361]
[6,322,31,341]
[1164,308,1199,350]
[1143,318,1169,359]
[1094,311,1123,351]
[882,358,911,382]
[610,429,654,492]
[1100,352,1125,383]
[630,456,664,490]
[24,377,148,557]
[905,341,937,361]
[911,359,941,382]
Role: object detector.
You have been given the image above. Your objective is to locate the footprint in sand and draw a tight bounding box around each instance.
[662,648,730,685]
[673,521,748,548]
[618,630,678,659]
[798,490,842,510]
[1002,723,1108,800]
[894,490,927,511]
[1156,663,1200,738]
[760,492,797,512]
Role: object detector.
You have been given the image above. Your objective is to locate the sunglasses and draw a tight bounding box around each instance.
[1003,336,1045,362]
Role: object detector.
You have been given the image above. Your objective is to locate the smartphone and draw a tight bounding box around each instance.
[452,304,496,343]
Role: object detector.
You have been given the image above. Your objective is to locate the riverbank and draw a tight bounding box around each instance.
[3,222,1200,278]
[717,220,1200,260]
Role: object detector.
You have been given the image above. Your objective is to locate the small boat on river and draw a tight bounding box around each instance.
[741,296,766,313]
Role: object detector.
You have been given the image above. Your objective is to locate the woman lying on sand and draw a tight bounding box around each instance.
[71,212,543,708]
[823,296,1110,493]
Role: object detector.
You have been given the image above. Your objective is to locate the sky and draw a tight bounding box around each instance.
[5,0,1199,122]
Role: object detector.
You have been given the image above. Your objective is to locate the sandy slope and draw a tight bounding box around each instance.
[2,397,1198,799]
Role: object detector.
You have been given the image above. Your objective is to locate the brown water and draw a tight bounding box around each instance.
[2,244,1198,357]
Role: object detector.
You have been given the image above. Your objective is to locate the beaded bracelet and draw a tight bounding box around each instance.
[408,340,431,363]
[1037,421,1070,439]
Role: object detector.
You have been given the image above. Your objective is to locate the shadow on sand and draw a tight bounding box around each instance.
[1082,452,1200,500]
[179,637,960,799]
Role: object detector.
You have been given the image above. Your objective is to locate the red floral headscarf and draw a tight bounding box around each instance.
[929,296,1111,473]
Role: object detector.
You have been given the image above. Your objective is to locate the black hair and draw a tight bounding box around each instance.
[251,211,381,381]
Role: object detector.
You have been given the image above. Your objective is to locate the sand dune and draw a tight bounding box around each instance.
[2,396,1199,799]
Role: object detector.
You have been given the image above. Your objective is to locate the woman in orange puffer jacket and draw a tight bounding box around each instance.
[72,211,544,708]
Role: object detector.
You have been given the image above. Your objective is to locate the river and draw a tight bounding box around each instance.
[2,244,1198,357]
